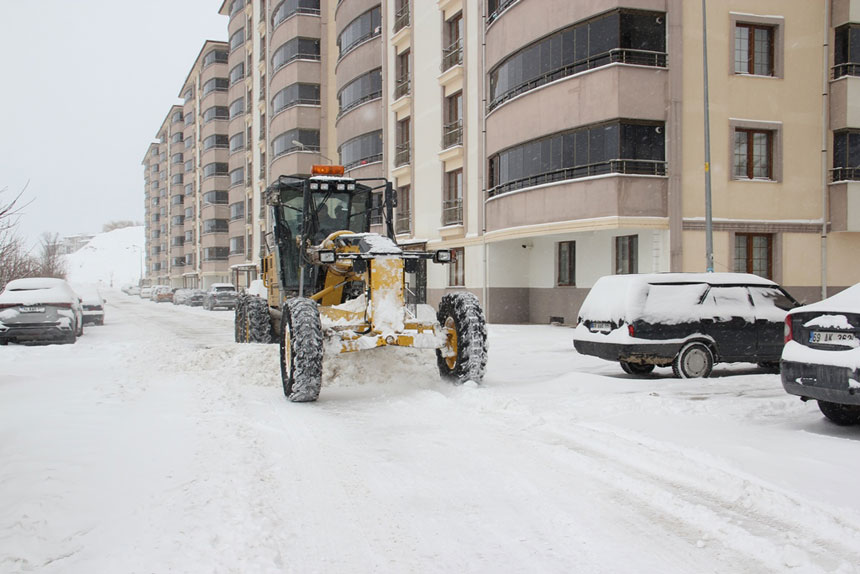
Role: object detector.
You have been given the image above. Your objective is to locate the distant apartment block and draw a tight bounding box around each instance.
[143,0,860,321]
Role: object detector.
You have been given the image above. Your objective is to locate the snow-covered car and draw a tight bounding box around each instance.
[153,286,174,303]
[75,285,106,325]
[139,286,153,299]
[186,289,205,306]
[573,273,799,378]
[203,283,238,310]
[125,285,140,296]
[172,288,191,305]
[781,283,860,425]
[0,277,84,345]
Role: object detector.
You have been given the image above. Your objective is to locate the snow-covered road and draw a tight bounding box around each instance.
[2,292,860,573]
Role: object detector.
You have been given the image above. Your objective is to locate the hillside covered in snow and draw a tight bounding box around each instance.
[64,226,144,287]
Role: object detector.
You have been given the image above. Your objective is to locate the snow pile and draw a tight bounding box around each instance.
[64,226,145,287]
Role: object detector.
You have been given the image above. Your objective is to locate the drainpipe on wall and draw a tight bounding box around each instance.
[821,0,831,300]
[481,3,489,317]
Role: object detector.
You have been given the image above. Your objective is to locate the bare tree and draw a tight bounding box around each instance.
[37,233,66,279]
[0,185,38,289]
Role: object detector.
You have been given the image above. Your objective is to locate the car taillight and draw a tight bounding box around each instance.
[0,303,18,309]
[784,316,793,343]
[628,324,635,337]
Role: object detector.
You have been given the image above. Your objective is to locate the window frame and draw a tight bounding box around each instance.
[448,247,465,287]
[614,235,638,275]
[730,13,783,79]
[557,241,576,286]
[734,232,773,280]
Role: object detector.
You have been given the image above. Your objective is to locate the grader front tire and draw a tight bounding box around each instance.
[279,298,324,402]
[436,292,488,384]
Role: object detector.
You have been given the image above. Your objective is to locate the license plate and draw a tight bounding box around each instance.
[19,306,45,313]
[590,321,612,333]
[809,331,856,345]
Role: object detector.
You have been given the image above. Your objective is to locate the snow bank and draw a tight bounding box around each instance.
[64,226,145,287]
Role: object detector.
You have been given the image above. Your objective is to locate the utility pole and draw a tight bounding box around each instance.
[702,0,714,272]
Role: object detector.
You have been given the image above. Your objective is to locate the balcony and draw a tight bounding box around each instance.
[442,198,462,226]
[442,120,462,149]
[441,39,462,72]
[395,210,411,235]
[393,4,410,33]
[394,77,410,100]
[395,142,410,167]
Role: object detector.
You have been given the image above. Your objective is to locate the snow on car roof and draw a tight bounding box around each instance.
[0,283,78,305]
[789,282,860,315]
[210,283,235,288]
[4,277,71,291]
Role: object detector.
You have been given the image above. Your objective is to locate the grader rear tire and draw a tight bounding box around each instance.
[436,292,488,384]
[280,297,324,402]
[234,295,248,343]
[246,296,274,344]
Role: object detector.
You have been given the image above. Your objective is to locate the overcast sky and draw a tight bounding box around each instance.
[0,0,226,248]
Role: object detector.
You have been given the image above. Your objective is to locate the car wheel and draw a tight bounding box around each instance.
[817,401,860,426]
[620,360,655,376]
[672,342,714,379]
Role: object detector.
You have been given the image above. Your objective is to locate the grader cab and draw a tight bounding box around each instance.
[235,165,487,402]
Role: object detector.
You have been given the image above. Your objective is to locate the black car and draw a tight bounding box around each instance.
[573,273,798,378]
[781,283,860,425]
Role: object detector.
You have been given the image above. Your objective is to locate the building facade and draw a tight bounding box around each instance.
[143,0,860,321]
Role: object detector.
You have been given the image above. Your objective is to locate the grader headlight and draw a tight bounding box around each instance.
[433,249,452,263]
[318,250,337,263]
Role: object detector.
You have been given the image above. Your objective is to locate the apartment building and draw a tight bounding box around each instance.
[143,0,860,322]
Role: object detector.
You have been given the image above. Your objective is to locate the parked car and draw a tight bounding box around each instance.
[186,289,205,306]
[781,283,860,426]
[126,285,140,296]
[573,273,799,378]
[172,288,191,305]
[203,283,238,310]
[139,286,153,299]
[0,277,84,345]
[75,285,106,325]
[153,286,174,303]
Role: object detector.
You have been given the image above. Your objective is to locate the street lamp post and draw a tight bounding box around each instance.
[702,0,714,273]
[292,140,335,164]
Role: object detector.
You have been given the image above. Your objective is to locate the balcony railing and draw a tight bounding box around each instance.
[833,63,860,79]
[395,210,411,235]
[487,0,518,25]
[486,159,667,198]
[393,4,410,33]
[394,77,410,100]
[395,142,410,167]
[441,39,463,72]
[831,167,860,182]
[442,120,463,149]
[442,198,463,226]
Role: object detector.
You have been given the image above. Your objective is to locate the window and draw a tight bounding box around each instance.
[615,235,638,275]
[171,111,183,124]
[833,130,860,181]
[443,91,463,148]
[230,167,245,187]
[202,106,229,123]
[202,219,229,234]
[272,129,320,158]
[184,207,194,219]
[229,0,245,16]
[487,0,517,24]
[273,0,320,28]
[229,236,245,255]
[443,169,463,226]
[834,24,860,78]
[230,202,245,221]
[338,6,381,58]
[487,120,665,196]
[202,134,229,150]
[202,162,228,179]
[201,77,229,97]
[229,28,245,52]
[184,160,193,173]
[230,132,245,153]
[184,183,194,196]
[339,130,383,169]
[273,83,321,114]
[442,12,463,71]
[203,191,229,204]
[735,233,772,279]
[171,153,183,165]
[734,23,773,76]
[171,132,183,144]
[488,9,666,110]
[272,37,321,71]
[171,174,184,185]
[338,71,380,115]
[395,50,410,99]
[395,118,410,167]
[203,247,229,261]
[171,215,185,226]
[448,247,464,287]
[733,129,773,180]
[230,63,245,85]
[395,184,411,235]
[202,49,228,69]
[558,241,575,286]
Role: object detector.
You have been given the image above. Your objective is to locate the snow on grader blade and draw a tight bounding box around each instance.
[234,166,487,402]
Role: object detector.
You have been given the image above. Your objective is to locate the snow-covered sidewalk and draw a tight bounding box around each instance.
[1,292,859,573]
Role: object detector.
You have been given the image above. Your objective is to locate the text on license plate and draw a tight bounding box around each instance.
[19,306,45,313]
[809,331,856,345]
[590,321,612,333]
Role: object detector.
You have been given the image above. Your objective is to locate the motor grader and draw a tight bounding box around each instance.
[235,165,487,402]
